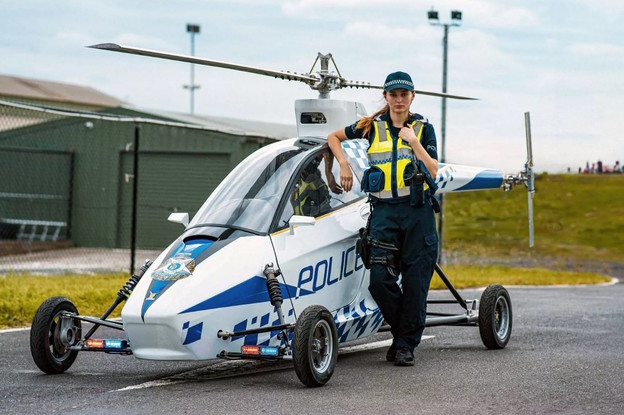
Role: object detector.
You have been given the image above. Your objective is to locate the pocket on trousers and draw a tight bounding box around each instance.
[424,232,439,263]
[424,232,438,247]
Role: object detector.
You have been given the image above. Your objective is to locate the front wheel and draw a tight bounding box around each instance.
[30,296,81,374]
[478,284,512,349]
[292,305,338,387]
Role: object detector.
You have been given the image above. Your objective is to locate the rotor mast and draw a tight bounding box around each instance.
[309,53,342,99]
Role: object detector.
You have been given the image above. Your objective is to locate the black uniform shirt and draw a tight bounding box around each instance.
[344,112,438,161]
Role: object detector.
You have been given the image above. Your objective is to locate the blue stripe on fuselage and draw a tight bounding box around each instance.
[455,169,503,191]
[179,276,314,314]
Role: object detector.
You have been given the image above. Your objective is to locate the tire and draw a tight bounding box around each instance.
[30,296,81,374]
[478,284,512,349]
[292,305,338,387]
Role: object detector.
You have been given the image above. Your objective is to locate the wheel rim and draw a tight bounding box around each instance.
[48,312,73,363]
[310,319,333,374]
[494,295,510,341]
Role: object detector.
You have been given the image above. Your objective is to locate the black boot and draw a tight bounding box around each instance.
[394,348,414,366]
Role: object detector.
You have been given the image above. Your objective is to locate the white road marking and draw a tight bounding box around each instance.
[338,335,434,355]
[0,327,30,334]
[112,379,186,392]
[109,336,435,392]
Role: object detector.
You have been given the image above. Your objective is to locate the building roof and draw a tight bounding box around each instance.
[0,74,297,140]
[138,109,297,140]
[0,74,124,108]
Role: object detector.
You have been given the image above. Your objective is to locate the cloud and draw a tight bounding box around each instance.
[568,42,624,57]
[343,21,429,42]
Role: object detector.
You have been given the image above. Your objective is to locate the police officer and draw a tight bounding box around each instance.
[291,154,332,217]
[327,71,438,366]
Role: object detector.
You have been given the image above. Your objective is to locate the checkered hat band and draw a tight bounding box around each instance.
[384,79,414,88]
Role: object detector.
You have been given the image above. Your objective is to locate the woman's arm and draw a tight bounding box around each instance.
[327,128,354,192]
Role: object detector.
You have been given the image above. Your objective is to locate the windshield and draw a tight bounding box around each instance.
[188,141,308,234]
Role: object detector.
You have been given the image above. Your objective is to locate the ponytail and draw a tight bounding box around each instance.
[356,104,389,137]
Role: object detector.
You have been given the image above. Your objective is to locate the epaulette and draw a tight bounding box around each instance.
[412,113,429,123]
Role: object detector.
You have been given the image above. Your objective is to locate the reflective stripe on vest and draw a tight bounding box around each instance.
[367,119,427,199]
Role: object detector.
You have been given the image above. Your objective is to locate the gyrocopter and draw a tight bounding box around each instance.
[30,43,534,387]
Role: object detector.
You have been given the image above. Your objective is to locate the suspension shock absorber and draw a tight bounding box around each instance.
[263,263,290,348]
[83,259,152,340]
[265,265,283,307]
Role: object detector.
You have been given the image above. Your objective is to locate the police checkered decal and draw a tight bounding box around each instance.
[342,139,370,170]
[228,307,295,347]
[333,300,384,343]
[435,163,455,189]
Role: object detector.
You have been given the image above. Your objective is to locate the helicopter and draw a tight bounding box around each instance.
[29,43,533,387]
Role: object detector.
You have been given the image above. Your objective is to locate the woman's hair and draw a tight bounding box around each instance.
[355,103,389,137]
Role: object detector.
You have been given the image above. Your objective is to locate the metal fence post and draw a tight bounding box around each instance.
[130,123,140,274]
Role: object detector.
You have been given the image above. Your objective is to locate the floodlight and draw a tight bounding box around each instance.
[187,24,200,34]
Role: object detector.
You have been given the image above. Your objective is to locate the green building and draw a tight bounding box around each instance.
[0,75,296,250]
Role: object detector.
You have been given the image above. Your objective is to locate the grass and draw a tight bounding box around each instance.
[1,266,612,329]
[0,272,128,329]
[429,264,610,290]
[444,174,624,262]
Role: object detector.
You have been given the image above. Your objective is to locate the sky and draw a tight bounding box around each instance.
[2,0,623,173]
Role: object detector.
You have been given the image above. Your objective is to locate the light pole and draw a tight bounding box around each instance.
[428,8,462,264]
[184,23,201,114]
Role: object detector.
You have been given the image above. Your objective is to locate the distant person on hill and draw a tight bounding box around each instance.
[614,161,621,174]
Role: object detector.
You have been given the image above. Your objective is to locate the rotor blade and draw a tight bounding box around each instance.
[524,112,535,248]
[88,43,318,84]
[342,80,478,100]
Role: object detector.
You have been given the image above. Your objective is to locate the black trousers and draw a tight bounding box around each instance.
[368,198,438,351]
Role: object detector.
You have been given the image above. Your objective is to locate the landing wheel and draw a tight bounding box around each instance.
[478,284,512,349]
[30,296,81,374]
[292,305,338,387]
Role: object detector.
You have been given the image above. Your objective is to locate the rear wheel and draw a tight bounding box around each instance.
[30,296,81,374]
[292,305,338,387]
[478,284,512,349]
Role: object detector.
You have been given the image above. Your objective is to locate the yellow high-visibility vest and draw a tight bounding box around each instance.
[367,119,426,199]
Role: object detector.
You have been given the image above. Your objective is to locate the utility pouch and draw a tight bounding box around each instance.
[361,166,384,193]
[411,173,425,207]
[356,227,371,269]
[403,163,425,207]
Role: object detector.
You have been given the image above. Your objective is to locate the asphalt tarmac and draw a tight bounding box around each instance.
[1,282,622,415]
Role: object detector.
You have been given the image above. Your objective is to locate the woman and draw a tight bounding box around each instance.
[327,71,438,366]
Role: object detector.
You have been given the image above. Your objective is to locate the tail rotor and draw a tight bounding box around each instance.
[503,112,535,248]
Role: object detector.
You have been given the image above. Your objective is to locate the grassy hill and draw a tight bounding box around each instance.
[444,174,624,263]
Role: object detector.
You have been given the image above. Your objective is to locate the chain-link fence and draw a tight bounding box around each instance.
[0,100,276,275]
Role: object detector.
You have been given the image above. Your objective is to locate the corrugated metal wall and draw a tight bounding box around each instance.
[0,102,278,253]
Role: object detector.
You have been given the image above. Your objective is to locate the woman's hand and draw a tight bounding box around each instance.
[399,126,417,144]
[339,163,353,192]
